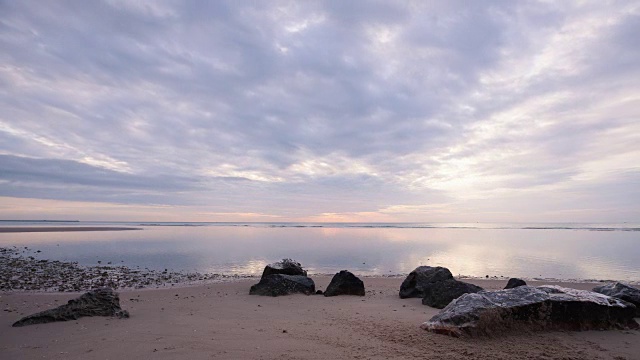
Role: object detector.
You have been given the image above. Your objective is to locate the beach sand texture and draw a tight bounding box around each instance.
[1,277,638,360]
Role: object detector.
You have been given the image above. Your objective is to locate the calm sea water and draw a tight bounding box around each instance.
[0,221,638,282]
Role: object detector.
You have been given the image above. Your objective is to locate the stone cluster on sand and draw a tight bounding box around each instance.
[0,247,241,292]
[12,287,129,327]
[398,265,639,337]
[422,285,639,337]
[250,259,366,297]
[399,266,483,308]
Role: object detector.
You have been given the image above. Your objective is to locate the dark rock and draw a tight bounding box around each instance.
[399,265,480,308]
[422,285,639,337]
[261,259,307,278]
[315,290,323,295]
[399,266,454,299]
[12,288,129,327]
[504,278,527,289]
[324,270,365,297]
[249,274,315,297]
[593,282,640,316]
[421,279,484,309]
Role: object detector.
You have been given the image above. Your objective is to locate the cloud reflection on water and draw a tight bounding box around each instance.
[0,225,637,281]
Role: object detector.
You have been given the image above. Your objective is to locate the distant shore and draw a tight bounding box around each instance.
[0,227,141,233]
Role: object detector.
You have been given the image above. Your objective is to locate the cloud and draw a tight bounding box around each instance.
[0,1,638,221]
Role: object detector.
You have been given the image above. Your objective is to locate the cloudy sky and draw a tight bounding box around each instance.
[1,1,639,222]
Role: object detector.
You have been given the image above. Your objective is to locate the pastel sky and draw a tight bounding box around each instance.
[1,1,639,222]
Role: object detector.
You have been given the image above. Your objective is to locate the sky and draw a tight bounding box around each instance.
[1,1,639,223]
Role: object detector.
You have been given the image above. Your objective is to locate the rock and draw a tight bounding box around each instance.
[399,266,454,299]
[593,282,640,316]
[421,279,484,309]
[398,266,480,307]
[261,259,307,278]
[324,270,365,297]
[12,288,129,327]
[504,278,527,289]
[249,274,315,297]
[422,285,639,337]
[315,290,323,295]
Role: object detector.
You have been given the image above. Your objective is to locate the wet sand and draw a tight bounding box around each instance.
[0,227,141,233]
[1,277,638,360]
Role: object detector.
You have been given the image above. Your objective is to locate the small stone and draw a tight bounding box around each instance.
[504,278,527,289]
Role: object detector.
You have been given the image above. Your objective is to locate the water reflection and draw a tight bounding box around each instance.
[0,225,638,281]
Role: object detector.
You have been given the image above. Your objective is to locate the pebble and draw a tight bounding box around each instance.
[0,246,252,292]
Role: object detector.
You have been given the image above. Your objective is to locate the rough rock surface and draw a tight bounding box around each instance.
[261,259,307,278]
[593,282,640,316]
[504,278,527,289]
[249,274,315,297]
[399,266,454,299]
[324,270,365,297]
[421,279,484,308]
[12,287,129,327]
[422,285,639,337]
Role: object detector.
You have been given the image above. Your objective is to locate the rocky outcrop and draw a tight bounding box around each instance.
[12,287,129,327]
[399,266,454,299]
[504,278,527,289]
[422,285,639,337]
[593,282,640,316]
[324,270,365,297]
[261,259,307,278]
[249,274,315,297]
[421,279,484,309]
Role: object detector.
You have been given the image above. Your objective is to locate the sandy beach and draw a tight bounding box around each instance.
[1,277,638,360]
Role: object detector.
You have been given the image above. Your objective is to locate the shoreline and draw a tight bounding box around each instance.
[0,275,614,295]
[2,246,638,293]
[0,227,141,233]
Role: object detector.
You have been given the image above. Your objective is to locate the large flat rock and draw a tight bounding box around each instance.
[422,285,638,337]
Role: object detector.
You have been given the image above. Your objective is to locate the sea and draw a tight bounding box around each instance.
[0,221,638,282]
